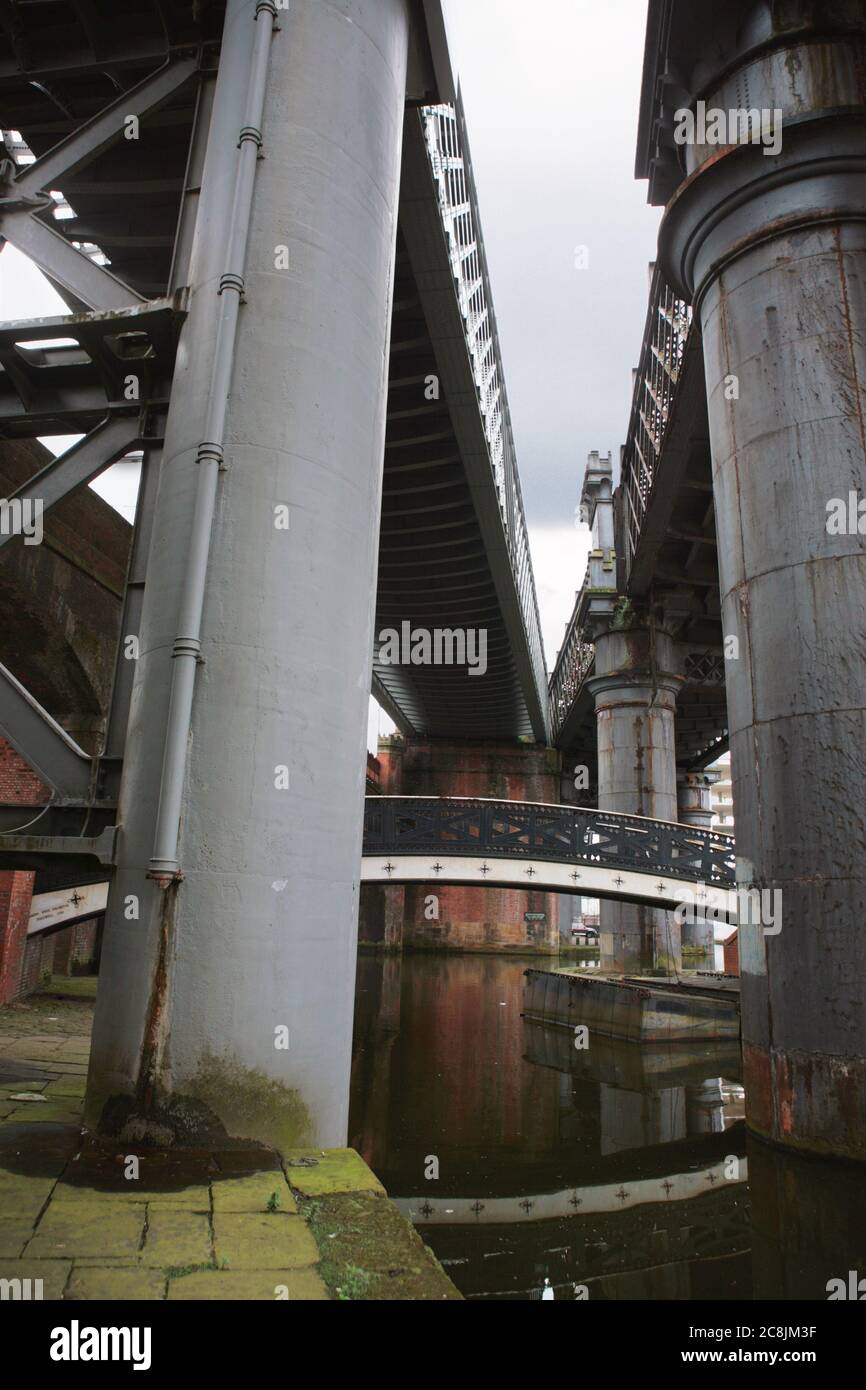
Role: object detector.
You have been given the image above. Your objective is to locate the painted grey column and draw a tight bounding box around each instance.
[677,771,721,968]
[86,0,411,1148]
[588,622,682,975]
[660,7,866,1156]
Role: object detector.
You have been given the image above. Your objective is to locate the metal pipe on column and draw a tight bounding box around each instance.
[87,0,413,1149]
[149,0,278,880]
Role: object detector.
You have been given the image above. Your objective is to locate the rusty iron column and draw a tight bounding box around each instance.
[659,4,866,1156]
[588,618,683,975]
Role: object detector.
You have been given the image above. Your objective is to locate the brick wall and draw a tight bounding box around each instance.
[723,930,739,976]
[361,736,562,953]
[53,918,100,975]
[0,736,49,805]
[0,737,49,1002]
[0,869,36,1003]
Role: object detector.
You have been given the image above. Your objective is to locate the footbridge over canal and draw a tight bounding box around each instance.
[362,796,737,921]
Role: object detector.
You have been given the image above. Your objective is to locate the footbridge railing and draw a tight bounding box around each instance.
[362,796,736,916]
[548,570,595,743]
[422,97,548,726]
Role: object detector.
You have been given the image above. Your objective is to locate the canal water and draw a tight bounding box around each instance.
[349,952,866,1301]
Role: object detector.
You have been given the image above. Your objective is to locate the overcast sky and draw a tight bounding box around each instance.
[1,0,662,746]
[442,0,662,666]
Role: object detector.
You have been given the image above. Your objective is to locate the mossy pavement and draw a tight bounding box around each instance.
[0,987,459,1301]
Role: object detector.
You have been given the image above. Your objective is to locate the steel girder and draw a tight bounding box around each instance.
[0,39,198,846]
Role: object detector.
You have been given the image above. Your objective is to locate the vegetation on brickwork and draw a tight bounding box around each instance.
[164,1262,215,1279]
[610,595,636,630]
[298,1193,460,1301]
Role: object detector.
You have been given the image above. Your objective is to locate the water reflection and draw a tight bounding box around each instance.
[350,952,866,1300]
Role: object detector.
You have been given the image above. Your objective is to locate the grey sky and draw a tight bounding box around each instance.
[443,0,663,529]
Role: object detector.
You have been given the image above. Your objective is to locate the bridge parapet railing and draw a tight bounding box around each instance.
[363,796,735,887]
[621,264,693,583]
[422,97,547,720]
[548,561,595,742]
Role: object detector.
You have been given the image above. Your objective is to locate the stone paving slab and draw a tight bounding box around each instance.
[0,1173,55,1220]
[49,1187,150,1211]
[211,1171,297,1214]
[283,1148,387,1197]
[141,1211,211,1269]
[0,1219,35,1257]
[0,994,460,1301]
[44,1079,87,1099]
[168,1267,329,1300]
[0,1259,72,1299]
[213,1212,320,1270]
[3,1105,82,1125]
[65,1267,167,1301]
[27,1206,145,1261]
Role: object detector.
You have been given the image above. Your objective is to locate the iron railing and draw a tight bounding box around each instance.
[422,97,547,715]
[364,796,736,887]
[621,264,693,580]
[548,564,595,742]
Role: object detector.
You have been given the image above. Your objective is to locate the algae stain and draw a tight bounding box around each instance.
[182,1050,315,1152]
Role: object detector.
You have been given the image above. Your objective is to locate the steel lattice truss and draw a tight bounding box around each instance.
[422,99,548,719]
[364,796,735,886]
[620,265,692,574]
[548,559,595,743]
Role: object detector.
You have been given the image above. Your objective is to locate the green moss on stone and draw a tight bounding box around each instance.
[181,1051,315,1152]
[300,1192,461,1301]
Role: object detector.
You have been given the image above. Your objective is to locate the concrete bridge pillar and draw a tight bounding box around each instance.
[86,0,412,1148]
[588,621,683,975]
[659,3,866,1156]
[677,770,721,968]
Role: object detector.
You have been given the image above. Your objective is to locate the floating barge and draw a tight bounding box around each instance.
[523,968,740,1043]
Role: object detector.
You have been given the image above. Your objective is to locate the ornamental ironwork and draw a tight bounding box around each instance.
[621,265,693,581]
[363,797,735,886]
[548,569,595,742]
[684,650,726,685]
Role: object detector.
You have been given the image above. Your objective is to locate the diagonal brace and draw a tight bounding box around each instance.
[0,661,93,802]
[0,57,198,309]
[12,56,199,201]
[0,414,141,551]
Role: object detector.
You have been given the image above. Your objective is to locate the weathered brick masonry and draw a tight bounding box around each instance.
[360,736,562,952]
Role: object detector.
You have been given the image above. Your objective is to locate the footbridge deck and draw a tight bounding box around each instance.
[362,796,737,920]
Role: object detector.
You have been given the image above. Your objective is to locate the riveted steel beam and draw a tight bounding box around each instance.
[0,660,93,801]
[0,414,141,549]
